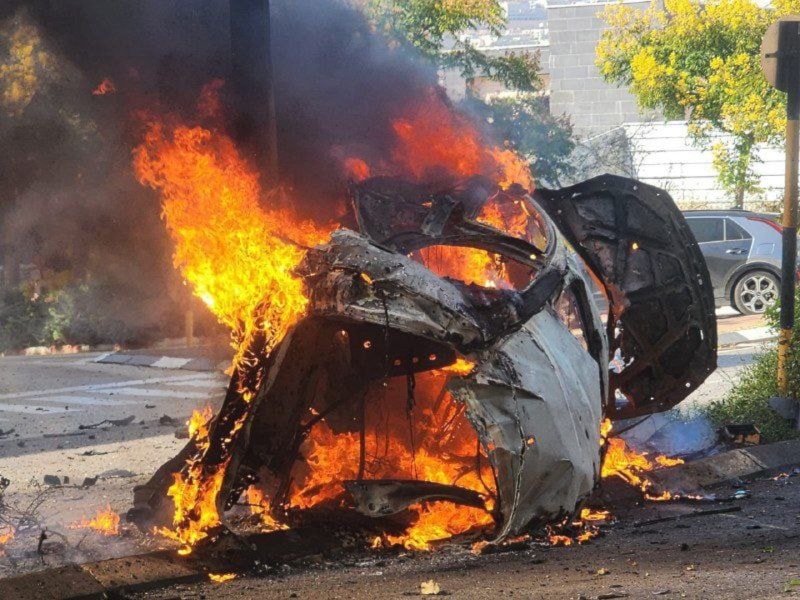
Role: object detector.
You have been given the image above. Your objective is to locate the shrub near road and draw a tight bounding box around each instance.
[706,292,800,441]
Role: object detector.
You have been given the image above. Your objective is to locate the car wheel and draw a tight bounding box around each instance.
[732,270,780,315]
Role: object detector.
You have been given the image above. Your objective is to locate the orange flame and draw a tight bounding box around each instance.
[389,91,532,191]
[544,508,612,546]
[208,573,237,583]
[384,502,494,551]
[92,78,116,96]
[290,369,495,550]
[132,115,332,554]
[344,157,371,181]
[133,83,538,555]
[70,504,120,536]
[600,418,684,500]
[158,406,224,553]
[133,122,329,367]
[246,486,287,531]
[441,358,475,376]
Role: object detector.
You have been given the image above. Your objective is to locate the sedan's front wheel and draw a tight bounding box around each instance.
[733,270,779,315]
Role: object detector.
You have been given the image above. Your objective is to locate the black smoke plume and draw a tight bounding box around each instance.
[0,0,449,345]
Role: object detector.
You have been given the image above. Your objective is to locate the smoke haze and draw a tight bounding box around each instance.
[0,0,481,343]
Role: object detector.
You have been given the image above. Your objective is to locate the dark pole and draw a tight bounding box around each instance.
[229,0,279,183]
[777,21,800,410]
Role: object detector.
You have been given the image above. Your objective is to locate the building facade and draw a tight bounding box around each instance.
[547,1,653,136]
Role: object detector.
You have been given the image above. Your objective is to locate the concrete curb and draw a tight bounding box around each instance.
[0,527,341,599]
[0,551,205,599]
[94,352,216,372]
[649,438,800,491]
[717,325,776,348]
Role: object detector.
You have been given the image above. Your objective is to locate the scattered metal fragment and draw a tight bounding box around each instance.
[345,480,485,517]
[97,469,136,479]
[159,415,181,426]
[633,506,741,528]
[79,415,135,429]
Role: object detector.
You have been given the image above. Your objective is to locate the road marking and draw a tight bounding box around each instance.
[151,357,192,369]
[163,379,225,389]
[96,387,213,399]
[0,373,218,402]
[738,326,773,341]
[32,395,141,406]
[0,404,81,414]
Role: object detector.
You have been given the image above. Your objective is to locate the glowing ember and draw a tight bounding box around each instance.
[580,508,611,522]
[91,77,116,96]
[246,486,287,531]
[0,528,14,556]
[208,573,237,583]
[70,504,120,536]
[599,418,684,500]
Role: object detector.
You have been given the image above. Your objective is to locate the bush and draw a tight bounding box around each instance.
[703,287,800,442]
[0,289,49,352]
[0,281,139,352]
[43,282,135,347]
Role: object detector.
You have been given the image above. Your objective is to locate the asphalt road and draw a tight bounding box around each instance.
[0,351,227,565]
[0,315,772,583]
[131,473,800,600]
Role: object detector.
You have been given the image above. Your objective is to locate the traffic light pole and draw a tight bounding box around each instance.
[762,17,800,423]
[779,86,799,403]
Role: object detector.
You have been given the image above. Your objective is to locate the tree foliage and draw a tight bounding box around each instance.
[596,0,789,206]
[367,0,541,92]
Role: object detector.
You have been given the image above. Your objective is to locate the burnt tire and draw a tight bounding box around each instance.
[732,270,779,315]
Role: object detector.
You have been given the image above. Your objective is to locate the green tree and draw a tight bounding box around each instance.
[596,0,788,207]
[367,0,541,91]
[367,0,575,185]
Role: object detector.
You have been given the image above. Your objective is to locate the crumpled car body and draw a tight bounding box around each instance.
[131,174,716,542]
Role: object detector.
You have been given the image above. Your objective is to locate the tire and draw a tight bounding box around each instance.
[732,270,780,315]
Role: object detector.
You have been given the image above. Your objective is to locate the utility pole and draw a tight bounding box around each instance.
[762,18,800,425]
[229,0,279,183]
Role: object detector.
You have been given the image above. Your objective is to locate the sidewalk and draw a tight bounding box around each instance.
[715,308,776,348]
[94,337,232,372]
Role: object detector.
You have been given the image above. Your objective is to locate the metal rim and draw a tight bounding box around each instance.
[738,273,778,313]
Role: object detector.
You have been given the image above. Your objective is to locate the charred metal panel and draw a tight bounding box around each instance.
[449,307,603,539]
[344,480,485,516]
[533,174,717,418]
[298,229,564,350]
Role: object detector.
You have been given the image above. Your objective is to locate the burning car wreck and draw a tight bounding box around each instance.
[129,173,717,551]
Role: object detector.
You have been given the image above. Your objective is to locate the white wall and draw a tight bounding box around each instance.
[622,121,784,209]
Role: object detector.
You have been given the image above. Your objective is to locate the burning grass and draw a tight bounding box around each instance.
[69,504,120,536]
